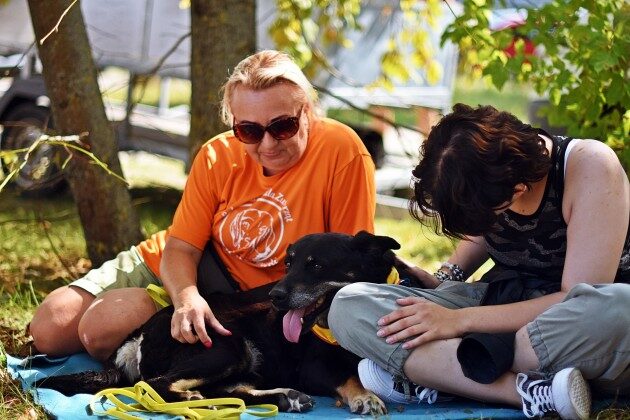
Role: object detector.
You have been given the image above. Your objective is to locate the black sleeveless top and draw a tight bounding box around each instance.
[484,134,630,285]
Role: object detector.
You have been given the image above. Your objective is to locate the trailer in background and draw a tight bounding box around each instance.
[0,0,459,197]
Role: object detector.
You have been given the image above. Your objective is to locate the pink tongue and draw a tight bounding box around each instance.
[283,308,306,343]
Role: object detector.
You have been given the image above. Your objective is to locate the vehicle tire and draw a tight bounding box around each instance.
[350,125,385,169]
[0,103,67,197]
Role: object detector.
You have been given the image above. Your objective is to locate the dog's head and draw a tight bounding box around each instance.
[269,230,400,343]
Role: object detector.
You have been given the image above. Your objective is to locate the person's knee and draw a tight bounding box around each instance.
[30,286,93,355]
[578,283,630,343]
[328,283,382,354]
[77,320,119,361]
[329,283,373,339]
[571,283,629,342]
[78,288,157,361]
[30,304,60,354]
[78,302,134,360]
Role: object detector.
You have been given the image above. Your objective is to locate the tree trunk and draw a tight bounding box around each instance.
[189,0,256,159]
[27,0,144,266]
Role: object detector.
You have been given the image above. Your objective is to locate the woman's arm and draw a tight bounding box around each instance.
[395,236,489,289]
[458,140,629,334]
[560,139,629,288]
[160,237,231,346]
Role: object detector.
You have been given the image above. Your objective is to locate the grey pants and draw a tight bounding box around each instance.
[328,281,630,396]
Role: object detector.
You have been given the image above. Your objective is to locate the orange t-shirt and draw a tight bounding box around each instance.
[157,118,375,290]
[135,228,169,277]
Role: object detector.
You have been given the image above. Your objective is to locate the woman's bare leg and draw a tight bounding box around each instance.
[403,338,524,407]
[78,287,157,361]
[30,285,96,356]
[403,324,543,406]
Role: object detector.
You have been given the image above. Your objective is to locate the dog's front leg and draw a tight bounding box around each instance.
[225,385,315,412]
[336,376,387,415]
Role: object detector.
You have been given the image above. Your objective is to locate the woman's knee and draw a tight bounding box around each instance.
[30,286,95,355]
[329,282,397,357]
[569,283,630,342]
[78,288,156,360]
[329,283,377,334]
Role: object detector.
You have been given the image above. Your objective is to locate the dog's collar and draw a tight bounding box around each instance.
[386,267,400,285]
[311,268,399,345]
[311,324,339,345]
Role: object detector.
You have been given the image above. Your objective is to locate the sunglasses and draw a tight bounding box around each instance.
[233,107,303,144]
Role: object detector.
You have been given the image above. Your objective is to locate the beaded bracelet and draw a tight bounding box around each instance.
[433,262,465,283]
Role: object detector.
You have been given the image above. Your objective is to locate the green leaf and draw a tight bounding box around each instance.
[591,51,617,73]
[483,59,509,90]
[606,74,624,104]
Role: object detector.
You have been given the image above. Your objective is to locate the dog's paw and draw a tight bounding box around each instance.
[183,390,204,400]
[279,389,315,412]
[349,392,387,415]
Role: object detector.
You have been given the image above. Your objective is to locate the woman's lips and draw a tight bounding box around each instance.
[261,150,282,158]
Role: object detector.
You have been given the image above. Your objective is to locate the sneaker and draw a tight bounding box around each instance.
[516,367,591,420]
[358,358,450,405]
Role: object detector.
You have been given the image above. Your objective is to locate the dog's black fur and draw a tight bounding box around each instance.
[34,231,400,414]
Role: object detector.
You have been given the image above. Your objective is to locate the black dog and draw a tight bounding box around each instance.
[34,231,400,414]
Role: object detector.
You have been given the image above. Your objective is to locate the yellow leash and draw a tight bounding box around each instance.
[147,283,172,309]
[89,381,278,420]
[119,286,279,418]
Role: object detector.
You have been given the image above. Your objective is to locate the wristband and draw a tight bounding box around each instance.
[433,262,465,283]
[433,269,452,283]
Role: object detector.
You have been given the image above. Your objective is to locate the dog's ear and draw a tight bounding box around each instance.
[350,230,401,252]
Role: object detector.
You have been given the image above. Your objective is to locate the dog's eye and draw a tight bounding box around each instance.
[313,263,322,270]
[285,260,291,268]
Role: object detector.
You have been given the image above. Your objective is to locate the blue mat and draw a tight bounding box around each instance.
[7,353,530,419]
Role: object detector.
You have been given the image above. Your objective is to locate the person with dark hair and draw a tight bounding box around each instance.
[329,103,630,420]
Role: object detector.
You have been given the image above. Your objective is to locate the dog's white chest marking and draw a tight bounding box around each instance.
[114,334,143,382]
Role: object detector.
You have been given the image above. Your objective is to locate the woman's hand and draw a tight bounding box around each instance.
[170,288,231,347]
[377,297,465,350]
[394,257,440,289]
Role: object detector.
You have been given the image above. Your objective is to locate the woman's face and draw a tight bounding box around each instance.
[230,84,309,176]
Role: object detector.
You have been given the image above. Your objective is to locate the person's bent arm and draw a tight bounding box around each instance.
[395,236,489,289]
[160,236,231,346]
[381,139,630,348]
[458,140,630,335]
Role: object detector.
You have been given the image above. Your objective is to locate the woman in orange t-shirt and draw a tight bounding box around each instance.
[30,50,376,360]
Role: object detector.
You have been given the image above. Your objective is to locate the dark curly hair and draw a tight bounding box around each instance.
[410,103,551,239]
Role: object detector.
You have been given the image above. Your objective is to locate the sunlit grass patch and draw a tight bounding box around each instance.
[375,217,455,271]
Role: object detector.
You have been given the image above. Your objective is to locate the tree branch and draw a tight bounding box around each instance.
[39,0,79,45]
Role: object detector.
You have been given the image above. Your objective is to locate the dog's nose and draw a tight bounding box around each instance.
[269,287,287,303]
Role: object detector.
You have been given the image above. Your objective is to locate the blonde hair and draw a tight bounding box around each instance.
[220,50,319,125]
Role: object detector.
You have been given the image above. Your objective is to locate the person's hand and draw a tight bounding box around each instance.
[394,257,440,289]
[376,297,464,350]
[170,289,231,347]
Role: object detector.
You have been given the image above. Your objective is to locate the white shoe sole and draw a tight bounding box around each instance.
[552,368,591,420]
[358,359,414,404]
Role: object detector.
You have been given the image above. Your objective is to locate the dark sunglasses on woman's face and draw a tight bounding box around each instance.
[232,107,303,144]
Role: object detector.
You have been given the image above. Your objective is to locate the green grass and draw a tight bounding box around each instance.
[375,218,455,270]
[0,185,181,294]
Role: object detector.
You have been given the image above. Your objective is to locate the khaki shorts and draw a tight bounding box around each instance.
[69,247,162,297]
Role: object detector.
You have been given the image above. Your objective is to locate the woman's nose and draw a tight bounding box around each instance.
[259,131,278,147]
